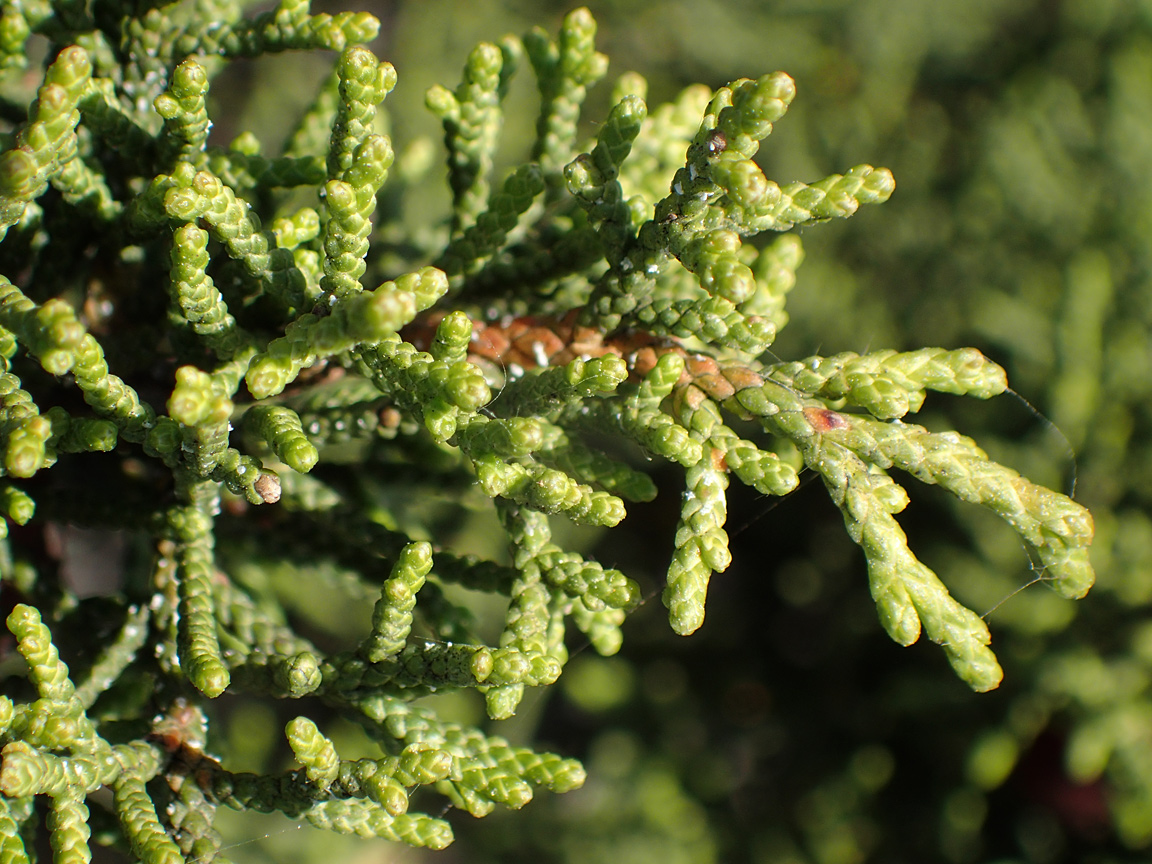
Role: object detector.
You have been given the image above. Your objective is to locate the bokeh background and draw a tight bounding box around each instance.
[208,2,1152,862]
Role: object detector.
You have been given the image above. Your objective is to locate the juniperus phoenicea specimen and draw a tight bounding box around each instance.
[0,2,1094,860]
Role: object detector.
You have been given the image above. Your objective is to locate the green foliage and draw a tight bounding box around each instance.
[398,3,1144,863]
[0,1,1100,862]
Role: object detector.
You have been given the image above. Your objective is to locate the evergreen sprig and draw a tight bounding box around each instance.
[0,2,1095,860]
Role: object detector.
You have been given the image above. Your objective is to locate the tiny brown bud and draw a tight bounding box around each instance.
[705,129,727,157]
[803,406,850,432]
[253,473,281,504]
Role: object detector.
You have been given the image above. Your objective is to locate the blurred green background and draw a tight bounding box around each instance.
[211,1,1152,862]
